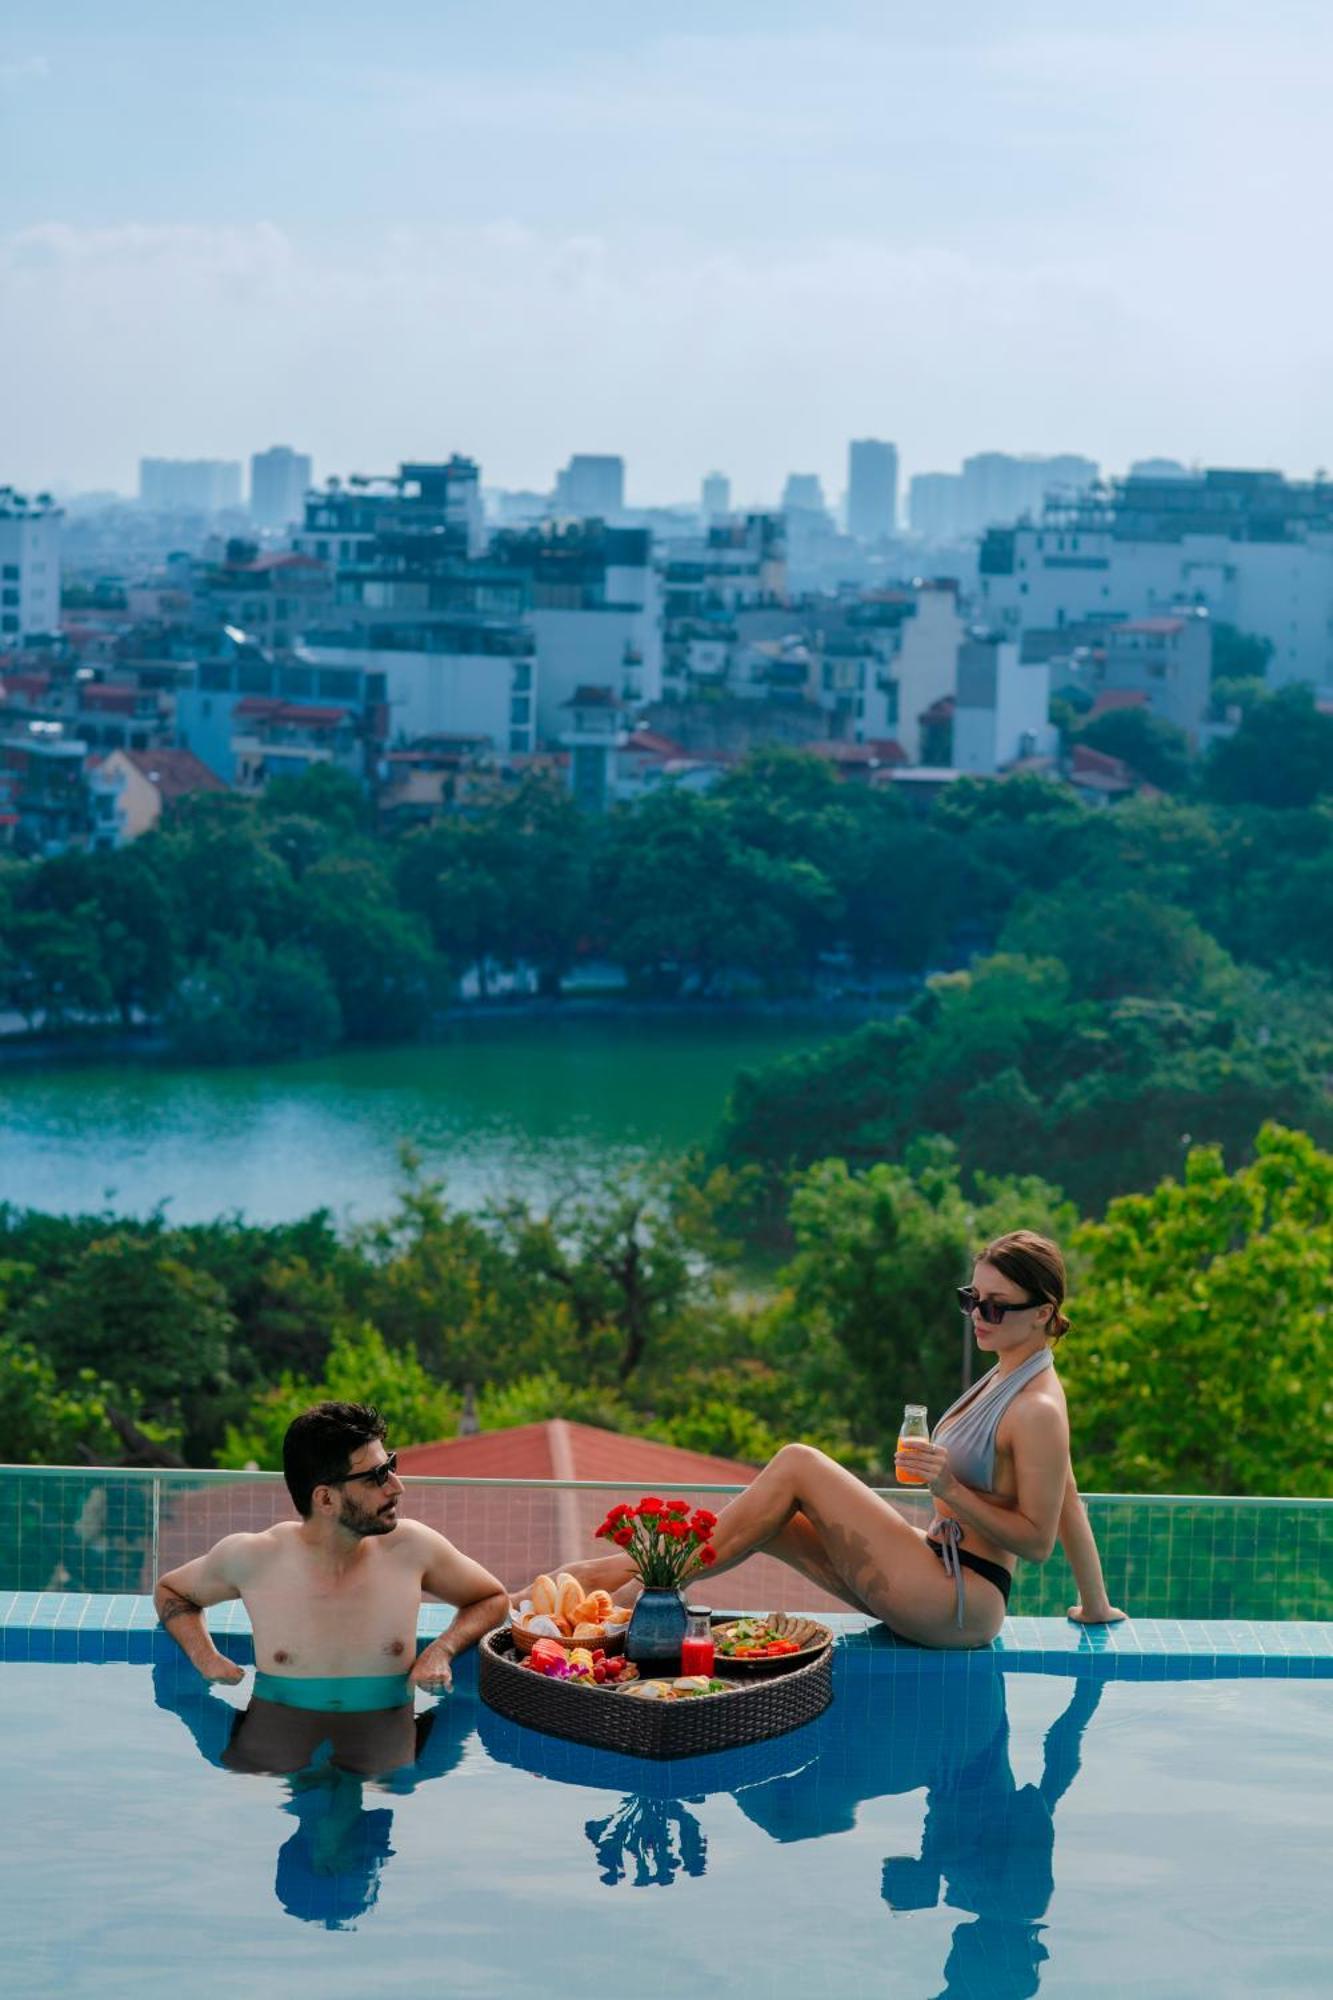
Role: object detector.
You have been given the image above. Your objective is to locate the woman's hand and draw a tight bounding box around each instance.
[894,1440,955,1499]
[1067,1600,1126,1625]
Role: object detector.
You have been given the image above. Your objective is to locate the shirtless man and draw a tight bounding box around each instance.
[155,1401,507,1773]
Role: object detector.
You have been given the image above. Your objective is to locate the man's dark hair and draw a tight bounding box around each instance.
[283,1402,387,1517]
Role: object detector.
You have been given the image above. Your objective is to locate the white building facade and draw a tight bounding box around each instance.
[0,492,62,641]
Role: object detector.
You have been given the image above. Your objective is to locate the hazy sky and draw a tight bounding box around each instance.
[2,1,1330,503]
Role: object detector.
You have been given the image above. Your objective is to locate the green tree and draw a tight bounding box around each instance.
[1076,709,1193,792]
[1,909,113,1029]
[772,1142,1075,1458]
[999,887,1232,1004]
[1205,685,1333,809]
[219,1319,461,1467]
[9,1232,235,1457]
[1064,1125,1333,1495]
[299,853,443,1041]
[169,935,342,1062]
[1210,622,1274,685]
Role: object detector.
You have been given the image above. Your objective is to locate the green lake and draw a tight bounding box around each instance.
[0,1016,840,1224]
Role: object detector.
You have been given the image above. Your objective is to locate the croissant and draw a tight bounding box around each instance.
[604,1605,632,1626]
[572,1590,614,1625]
[530,1574,558,1616]
[571,1622,605,1644]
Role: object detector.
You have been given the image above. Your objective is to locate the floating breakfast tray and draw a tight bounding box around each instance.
[478,1626,834,1762]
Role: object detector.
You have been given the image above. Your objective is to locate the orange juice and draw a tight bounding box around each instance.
[896,1403,929,1486]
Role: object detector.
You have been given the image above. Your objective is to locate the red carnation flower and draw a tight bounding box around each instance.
[613,1525,634,1547]
[666,1499,690,1514]
[698,1546,717,1567]
[637,1497,665,1516]
[690,1509,718,1534]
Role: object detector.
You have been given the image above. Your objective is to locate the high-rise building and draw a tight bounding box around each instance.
[250,446,313,529]
[0,488,62,641]
[139,458,243,513]
[909,472,965,540]
[959,453,1098,534]
[781,473,828,516]
[701,471,731,522]
[847,439,899,541]
[554,455,625,519]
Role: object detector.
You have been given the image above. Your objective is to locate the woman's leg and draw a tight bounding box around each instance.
[707,1444,1003,1648]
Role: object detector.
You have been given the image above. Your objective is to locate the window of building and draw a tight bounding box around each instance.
[237,661,273,694]
[510,695,530,725]
[1,589,17,607]
[509,728,531,755]
[318,668,356,696]
[511,661,532,692]
[1,614,17,633]
[2,565,18,581]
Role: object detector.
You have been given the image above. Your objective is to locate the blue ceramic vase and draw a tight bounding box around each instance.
[625,1588,687,1671]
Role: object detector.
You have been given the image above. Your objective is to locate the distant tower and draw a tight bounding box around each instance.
[782,472,828,516]
[250,446,314,529]
[554,455,625,519]
[847,439,899,541]
[701,471,731,522]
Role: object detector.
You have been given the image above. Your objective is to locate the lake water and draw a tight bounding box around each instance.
[0,1016,835,1224]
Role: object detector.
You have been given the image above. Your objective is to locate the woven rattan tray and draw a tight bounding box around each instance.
[478,1628,834,1761]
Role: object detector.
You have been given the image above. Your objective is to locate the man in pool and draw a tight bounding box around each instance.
[154,1401,508,1773]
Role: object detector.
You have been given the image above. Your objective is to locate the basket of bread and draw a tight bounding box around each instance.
[509,1571,631,1655]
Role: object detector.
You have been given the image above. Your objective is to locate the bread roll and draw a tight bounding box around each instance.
[556,1573,584,1624]
[572,1622,605,1644]
[530,1574,558,1616]
[573,1590,614,1625]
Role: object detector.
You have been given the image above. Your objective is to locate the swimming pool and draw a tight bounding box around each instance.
[5,1600,1331,1999]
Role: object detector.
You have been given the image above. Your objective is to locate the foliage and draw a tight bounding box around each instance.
[1063,1125,1333,1496]
[0,1324,121,1465]
[168,935,342,1062]
[1204,685,1333,809]
[219,1319,460,1468]
[1075,708,1192,792]
[771,1141,1075,1458]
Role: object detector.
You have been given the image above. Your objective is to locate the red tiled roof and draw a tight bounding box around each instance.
[227,553,323,575]
[1088,689,1149,718]
[1117,617,1186,636]
[234,698,350,727]
[625,729,686,757]
[78,684,139,713]
[398,1420,758,1484]
[0,673,53,700]
[121,747,227,799]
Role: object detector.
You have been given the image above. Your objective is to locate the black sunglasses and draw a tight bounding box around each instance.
[336,1450,399,1488]
[956,1286,1042,1326]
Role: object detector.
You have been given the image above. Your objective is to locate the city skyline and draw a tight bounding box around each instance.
[3,3,1331,496]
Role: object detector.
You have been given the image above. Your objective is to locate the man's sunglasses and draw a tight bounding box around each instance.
[336,1451,399,1488]
[956,1286,1042,1325]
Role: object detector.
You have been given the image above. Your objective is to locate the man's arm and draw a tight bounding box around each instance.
[409,1527,508,1694]
[1059,1471,1125,1623]
[154,1537,253,1685]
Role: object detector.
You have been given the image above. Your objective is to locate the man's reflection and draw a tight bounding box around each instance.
[152,1656,478,1929]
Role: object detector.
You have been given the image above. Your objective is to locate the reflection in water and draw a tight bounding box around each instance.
[154,1649,1104,1978]
[479,1657,1104,1997]
[152,1659,476,1930]
[585,1795,708,1888]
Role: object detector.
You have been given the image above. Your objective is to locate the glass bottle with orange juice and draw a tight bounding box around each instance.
[896,1403,930,1485]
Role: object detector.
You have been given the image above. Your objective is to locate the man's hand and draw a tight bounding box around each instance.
[200,1652,246,1685]
[408,1639,455,1695]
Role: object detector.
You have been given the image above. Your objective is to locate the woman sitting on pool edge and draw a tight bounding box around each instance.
[562,1231,1123,1649]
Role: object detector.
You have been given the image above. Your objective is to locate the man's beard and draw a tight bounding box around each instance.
[338,1495,397,1539]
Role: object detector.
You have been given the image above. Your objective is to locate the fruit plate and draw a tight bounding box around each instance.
[509,1619,627,1658]
[711,1613,834,1673]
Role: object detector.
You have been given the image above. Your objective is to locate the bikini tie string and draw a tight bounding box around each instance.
[928,1515,967,1629]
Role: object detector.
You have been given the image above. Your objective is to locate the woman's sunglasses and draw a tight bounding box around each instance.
[337,1451,399,1488]
[956,1286,1042,1325]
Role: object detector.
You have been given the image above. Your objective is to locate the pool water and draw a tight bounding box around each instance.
[5,1647,1330,1998]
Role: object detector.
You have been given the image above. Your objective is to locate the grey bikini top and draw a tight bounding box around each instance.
[932,1345,1054,1493]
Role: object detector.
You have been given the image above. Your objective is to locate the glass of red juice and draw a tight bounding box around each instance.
[680,1608,715,1676]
